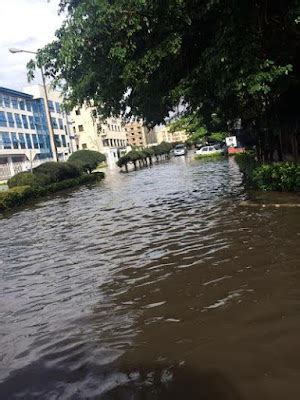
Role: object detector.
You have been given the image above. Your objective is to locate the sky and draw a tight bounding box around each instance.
[0,0,63,91]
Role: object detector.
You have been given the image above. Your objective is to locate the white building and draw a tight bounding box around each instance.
[0,87,54,181]
[23,85,75,161]
[71,106,128,165]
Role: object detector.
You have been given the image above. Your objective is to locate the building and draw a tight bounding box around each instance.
[24,85,75,160]
[71,105,127,165]
[0,87,53,181]
[125,121,158,147]
[155,125,188,144]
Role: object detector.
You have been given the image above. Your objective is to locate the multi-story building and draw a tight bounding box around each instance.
[125,121,157,147]
[0,87,53,181]
[155,125,188,144]
[24,85,75,160]
[71,105,127,165]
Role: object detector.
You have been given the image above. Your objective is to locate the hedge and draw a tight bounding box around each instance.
[234,153,300,192]
[0,172,104,212]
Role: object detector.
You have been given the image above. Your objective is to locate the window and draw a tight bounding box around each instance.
[14,114,22,128]
[51,118,58,129]
[48,101,55,112]
[75,109,81,116]
[25,134,32,149]
[11,97,18,109]
[3,96,10,108]
[11,133,19,149]
[0,132,11,149]
[7,113,15,128]
[55,102,61,113]
[78,124,84,132]
[25,100,32,112]
[0,111,7,127]
[61,135,67,147]
[32,134,39,149]
[82,143,87,149]
[19,100,25,110]
[22,115,29,129]
[73,126,76,133]
[28,116,35,130]
[58,118,64,130]
[38,135,46,149]
[19,133,26,149]
[0,95,3,107]
[54,134,61,147]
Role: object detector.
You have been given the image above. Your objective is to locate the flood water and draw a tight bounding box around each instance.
[1,156,300,399]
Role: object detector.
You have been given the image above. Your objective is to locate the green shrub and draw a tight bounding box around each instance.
[8,172,38,188]
[0,173,105,212]
[234,152,258,185]
[33,161,81,183]
[69,150,106,173]
[252,162,300,192]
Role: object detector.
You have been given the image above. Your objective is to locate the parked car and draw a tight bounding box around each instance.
[174,144,187,156]
[195,145,224,156]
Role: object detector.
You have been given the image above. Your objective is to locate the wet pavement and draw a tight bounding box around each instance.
[0,156,300,399]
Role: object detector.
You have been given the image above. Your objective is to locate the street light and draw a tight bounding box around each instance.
[9,47,59,161]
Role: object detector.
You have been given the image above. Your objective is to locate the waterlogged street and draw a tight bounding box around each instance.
[1,157,300,399]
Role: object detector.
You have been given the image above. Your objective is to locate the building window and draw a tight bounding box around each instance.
[19,133,26,149]
[14,114,22,128]
[51,118,58,129]
[25,134,32,149]
[7,112,15,128]
[32,134,39,149]
[82,143,87,149]
[75,109,81,116]
[11,97,18,109]
[3,96,10,108]
[58,118,64,130]
[0,132,11,149]
[73,126,76,133]
[38,135,46,149]
[54,134,61,147]
[48,101,55,112]
[61,135,67,147]
[11,133,19,149]
[25,100,32,112]
[0,111,7,127]
[22,115,29,129]
[55,102,61,113]
[28,116,35,130]
[78,124,84,132]
[19,100,25,110]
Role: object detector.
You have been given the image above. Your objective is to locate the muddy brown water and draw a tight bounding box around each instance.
[0,156,300,399]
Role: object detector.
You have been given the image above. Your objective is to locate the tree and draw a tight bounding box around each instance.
[29,0,300,159]
[69,150,106,173]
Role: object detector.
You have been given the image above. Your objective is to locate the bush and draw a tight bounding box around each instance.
[234,152,258,185]
[33,161,81,183]
[252,162,300,192]
[0,173,105,212]
[69,150,106,173]
[8,172,38,189]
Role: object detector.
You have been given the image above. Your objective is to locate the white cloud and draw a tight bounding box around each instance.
[0,0,63,90]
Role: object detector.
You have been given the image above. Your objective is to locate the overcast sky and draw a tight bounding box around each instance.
[0,0,63,91]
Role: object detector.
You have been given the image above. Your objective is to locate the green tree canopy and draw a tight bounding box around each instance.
[29,0,300,159]
[69,150,106,173]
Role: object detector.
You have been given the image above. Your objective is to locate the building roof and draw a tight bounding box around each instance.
[0,87,33,99]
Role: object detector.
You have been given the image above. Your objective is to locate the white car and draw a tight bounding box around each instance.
[195,145,224,156]
[174,144,187,156]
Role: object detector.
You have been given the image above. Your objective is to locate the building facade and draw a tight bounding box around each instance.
[125,121,158,147]
[71,106,127,165]
[155,125,188,144]
[0,87,53,181]
[24,85,75,160]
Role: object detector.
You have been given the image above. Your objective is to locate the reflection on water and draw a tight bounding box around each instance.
[0,157,300,399]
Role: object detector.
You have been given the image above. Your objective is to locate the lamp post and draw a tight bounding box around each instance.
[9,48,59,161]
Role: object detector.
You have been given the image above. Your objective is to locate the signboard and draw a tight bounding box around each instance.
[225,136,237,148]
